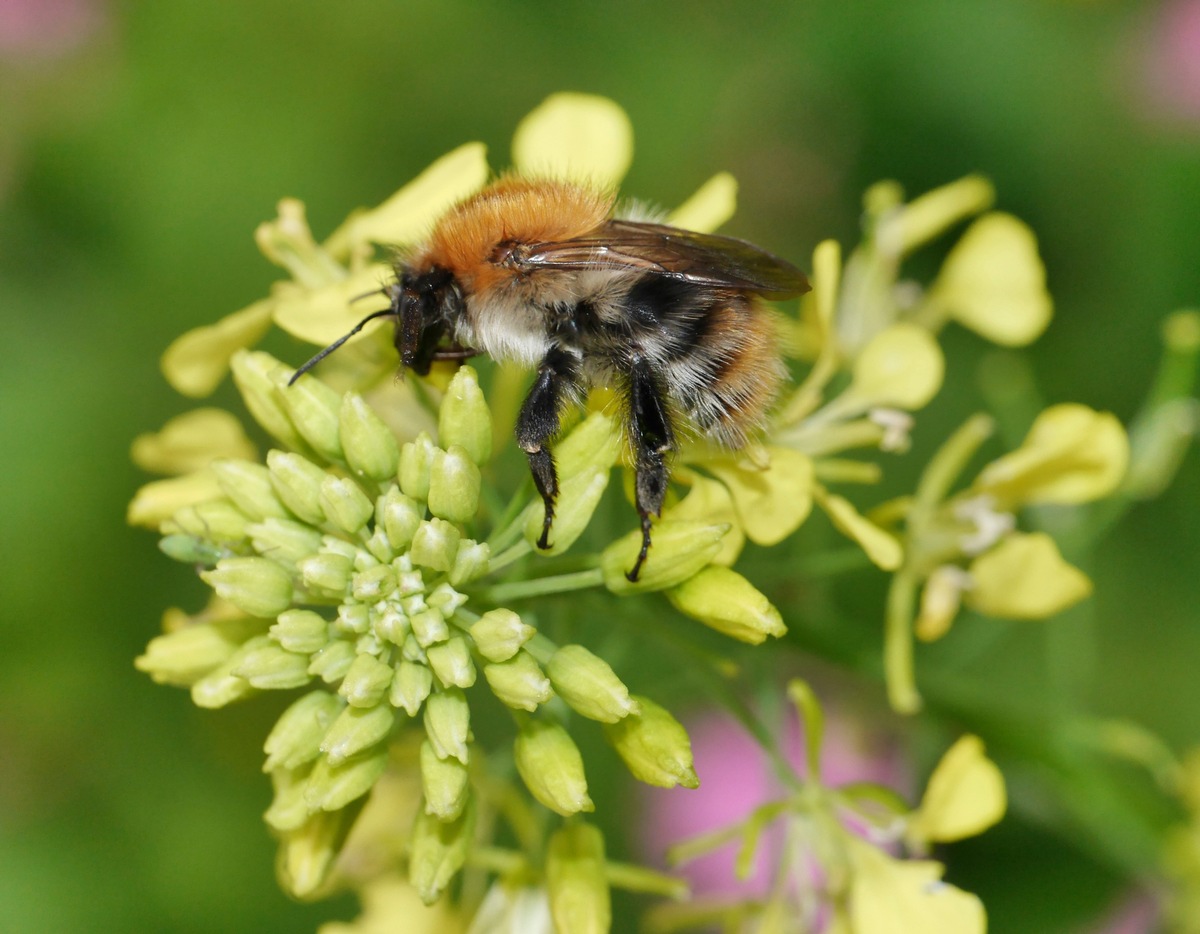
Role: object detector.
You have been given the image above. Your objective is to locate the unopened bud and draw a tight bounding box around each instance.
[340,392,400,481]
[297,551,353,599]
[247,517,323,566]
[420,739,470,822]
[410,608,450,648]
[377,487,423,550]
[546,822,611,934]
[438,365,492,466]
[554,410,622,477]
[264,764,312,832]
[424,688,470,764]
[390,659,433,716]
[267,451,327,525]
[135,617,263,686]
[279,370,344,462]
[264,690,344,771]
[427,445,482,524]
[338,653,394,707]
[546,644,639,723]
[318,476,373,535]
[190,635,268,708]
[276,804,363,900]
[408,799,476,905]
[604,695,698,789]
[514,719,593,816]
[470,608,534,663]
[601,520,728,594]
[202,556,294,618]
[399,432,437,500]
[170,500,250,543]
[320,702,396,765]
[233,640,312,690]
[666,566,786,644]
[351,564,397,603]
[523,466,609,554]
[270,609,331,654]
[483,650,553,712]
[230,350,307,452]
[305,746,389,812]
[211,459,288,521]
[307,639,357,683]
[449,539,490,587]
[427,636,476,689]
[410,518,461,573]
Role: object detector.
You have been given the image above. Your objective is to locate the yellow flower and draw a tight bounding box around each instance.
[906,735,1006,847]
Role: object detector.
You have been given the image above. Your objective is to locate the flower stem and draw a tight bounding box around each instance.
[483,567,604,603]
[884,569,922,714]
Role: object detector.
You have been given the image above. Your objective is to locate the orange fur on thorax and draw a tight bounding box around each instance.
[419,177,614,293]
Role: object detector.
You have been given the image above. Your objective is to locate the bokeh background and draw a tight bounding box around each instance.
[2,1,1199,931]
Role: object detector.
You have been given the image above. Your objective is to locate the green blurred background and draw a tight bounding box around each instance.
[2,1,1198,931]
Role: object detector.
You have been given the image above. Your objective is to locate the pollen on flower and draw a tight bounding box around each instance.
[953,494,1015,555]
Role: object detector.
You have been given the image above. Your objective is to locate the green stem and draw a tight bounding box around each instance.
[884,569,921,714]
[488,540,533,574]
[483,567,604,603]
[604,861,689,899]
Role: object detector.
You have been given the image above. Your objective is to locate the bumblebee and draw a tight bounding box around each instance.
[293,177,810,580]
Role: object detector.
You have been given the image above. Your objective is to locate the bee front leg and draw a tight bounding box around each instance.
[515,347,580,550]
[626,357,675,582]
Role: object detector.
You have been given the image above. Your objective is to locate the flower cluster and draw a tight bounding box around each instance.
[129,94,1193,933]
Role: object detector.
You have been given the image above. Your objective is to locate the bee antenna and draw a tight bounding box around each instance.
[288,308,398,385]
[350,286,389,304]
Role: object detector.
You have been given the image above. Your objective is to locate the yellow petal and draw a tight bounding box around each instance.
[316,874,462,934]
[512,93,633,189]
[667,172,737,233]
[908,735,1006,845]
[965,531,1092,619]
[127,470,223,528]
[813,486,903,570]
[323,143,490,259]
[878,174,995,257]
[131,409,257,475]
[666,471,744,565]
[703,447,814,546]
[847,323,944,410]
[161,299,275,398]
[272,264,393,346]
[931,212,1052,347]
[973,403,1129,507]
[847,837,987,934]
[914,566,969,642]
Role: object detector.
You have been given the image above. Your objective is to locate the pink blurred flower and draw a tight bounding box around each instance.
[0,0,105,61]
[1079,891,1160,934]
[637,700,909,899]
[1143,0,1200,122]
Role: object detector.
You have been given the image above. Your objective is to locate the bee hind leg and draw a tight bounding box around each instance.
[626,358,675,582]
[515,348,579,550]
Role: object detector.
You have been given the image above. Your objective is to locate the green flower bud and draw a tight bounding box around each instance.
[470,608,534,663]
[427,636,476,689]
[279,370,344,462]
[426,582,468,616]
[408,799,476,905]
[438,365,492,466]
[601,520,728,594]
[270,609,331,654]
[603,695,698,789]
[340,391,400,481]
[136,617,265,686]
[338,653,394,707]
[523,465,609,555]
[555,410,623,477]
[319,475,373,535]
[546,822,611,934]
[399,432,437,500]
[335,602,370,635]
[267,451,328,525]
[233,640,312,690]
[514,719,593,816]
[276,802,364,900]
[427,445,482,524]
[424,688,470,764]
[410,518,461,573]
[666,566,787,644]
[402,633,427,663]
[202,556,294,618]
[546,644,639,723]
[320,702,396,765]
[420,739,470,822]
[483,650,552,712]
[158,534,225,567]
[351,564,397,603]
[170,500,250,543]
[304,747,389,811]
[191,635,267,708]
[363,527,395,564]
[247,517,324,566]
[264,690,344,771]
[449,539,490,587]
[410,608,450,648]
[230,350,308,452]
[297,552,353,599]
[211,459,289,521]
[377,487,423,550]
[264,763,313,832]
[390,659,433,716]
[308,639,357,683]
[373,607,409,645]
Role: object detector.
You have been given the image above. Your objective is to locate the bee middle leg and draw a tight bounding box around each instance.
[626,357,675,582]
[515,347,580,550]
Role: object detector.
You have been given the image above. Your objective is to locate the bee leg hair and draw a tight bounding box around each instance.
[515,347,580,550]
[626,357,675,582]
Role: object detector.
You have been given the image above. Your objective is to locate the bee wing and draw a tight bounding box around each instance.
[518,219,811,298]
